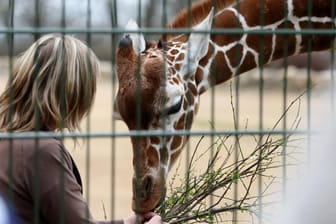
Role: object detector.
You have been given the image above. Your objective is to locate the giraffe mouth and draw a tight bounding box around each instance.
[131,167,168,214]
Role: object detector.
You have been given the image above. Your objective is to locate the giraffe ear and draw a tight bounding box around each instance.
[125,19,146,54]
[187,8,214,62]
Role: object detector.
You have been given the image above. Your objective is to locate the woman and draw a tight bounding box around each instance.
[0,34,164,224]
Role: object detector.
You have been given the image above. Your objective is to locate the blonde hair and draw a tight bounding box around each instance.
[0,34,100,132]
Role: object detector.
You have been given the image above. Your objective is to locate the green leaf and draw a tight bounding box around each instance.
[231,170,240,182]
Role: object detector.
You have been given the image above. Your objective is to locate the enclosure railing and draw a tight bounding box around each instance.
[0,0,335,224]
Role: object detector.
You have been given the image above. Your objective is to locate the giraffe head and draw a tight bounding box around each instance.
[115,9,214,213]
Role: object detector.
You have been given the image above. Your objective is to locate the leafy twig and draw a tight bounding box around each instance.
[157,91,305,223]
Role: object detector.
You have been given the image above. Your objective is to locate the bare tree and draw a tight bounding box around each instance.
[0,0,9,27]
[0,0,115,59]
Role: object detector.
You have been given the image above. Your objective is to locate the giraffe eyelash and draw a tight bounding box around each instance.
[166,96,183,116]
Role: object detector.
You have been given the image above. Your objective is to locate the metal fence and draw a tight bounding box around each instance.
[0,0,336,224]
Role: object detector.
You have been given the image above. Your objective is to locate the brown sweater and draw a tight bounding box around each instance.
[0,136,123,224]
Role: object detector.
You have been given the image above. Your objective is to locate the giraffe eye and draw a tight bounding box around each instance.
[166,96,183,115]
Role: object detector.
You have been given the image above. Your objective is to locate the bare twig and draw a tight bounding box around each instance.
[157,91,305,223]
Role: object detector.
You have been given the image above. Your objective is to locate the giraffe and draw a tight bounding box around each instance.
[115,0,336,214]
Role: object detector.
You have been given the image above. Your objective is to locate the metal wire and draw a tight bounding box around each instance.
[1,0,334,223]
[0,129,316,140]
[1,27,336,35]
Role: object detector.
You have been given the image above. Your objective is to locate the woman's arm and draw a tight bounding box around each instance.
[24,140,123,224]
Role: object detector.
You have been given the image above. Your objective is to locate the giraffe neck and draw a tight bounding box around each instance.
[190,0,336,93]
[166,0,237,37]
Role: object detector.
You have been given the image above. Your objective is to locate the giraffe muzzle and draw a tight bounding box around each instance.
[132,174,166,214]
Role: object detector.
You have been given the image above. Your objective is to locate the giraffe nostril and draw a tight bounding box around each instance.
[143,176,154,199]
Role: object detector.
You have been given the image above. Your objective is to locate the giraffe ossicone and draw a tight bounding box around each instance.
[125,19,146,54]
[115,0,336,214]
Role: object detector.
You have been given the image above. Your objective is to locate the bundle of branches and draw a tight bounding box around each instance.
[157,92,305,224]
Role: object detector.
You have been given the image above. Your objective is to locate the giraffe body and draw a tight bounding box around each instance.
[115,0,336,213]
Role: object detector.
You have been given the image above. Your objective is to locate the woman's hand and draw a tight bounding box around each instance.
[124,212,167,224]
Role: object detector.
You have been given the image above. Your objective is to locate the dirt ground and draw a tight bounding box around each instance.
[0,60,334,221]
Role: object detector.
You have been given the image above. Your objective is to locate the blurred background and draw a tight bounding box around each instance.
[1,0,336,223]
[0,0,334,68]
[0,0,201,59]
